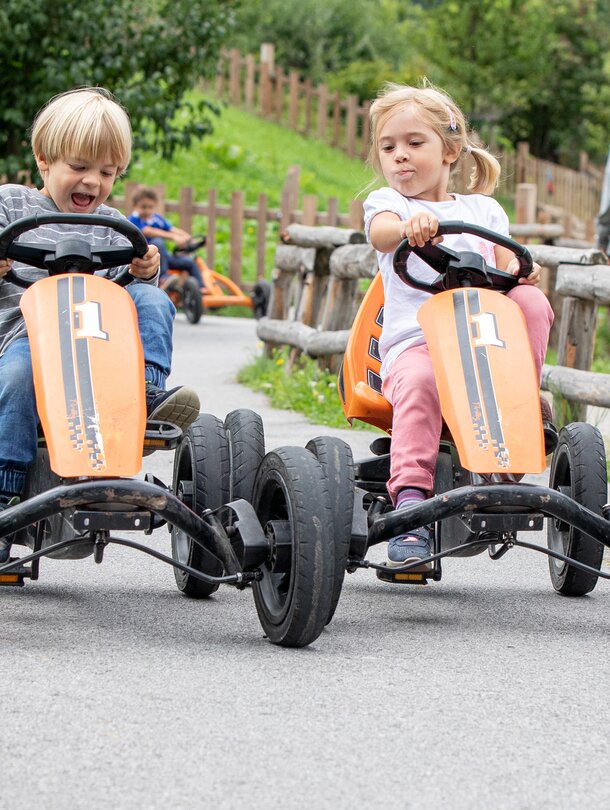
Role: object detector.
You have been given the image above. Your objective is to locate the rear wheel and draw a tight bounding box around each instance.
[182,277,203,324]
[306,436,354,625]
[547,422,607,596]
[251,447,334,647]
[224,409,265,503]
[171,414,229,598]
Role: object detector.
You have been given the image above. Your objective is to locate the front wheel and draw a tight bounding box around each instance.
[547,422,607,596]
[306,436,354,625]
[251,446,334,647]
[182,277,203,324]
[171,414,229,598]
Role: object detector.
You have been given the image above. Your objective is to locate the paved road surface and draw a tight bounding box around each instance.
[1,314,609,809]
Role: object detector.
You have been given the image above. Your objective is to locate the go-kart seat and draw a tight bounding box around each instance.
[337,273,393,432]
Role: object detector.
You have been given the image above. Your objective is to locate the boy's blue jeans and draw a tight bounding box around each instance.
[0,283,176,496]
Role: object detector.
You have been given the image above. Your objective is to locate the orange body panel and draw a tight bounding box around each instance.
[338,273,393,432]
[20,274,146,477]
[418,289,545,473]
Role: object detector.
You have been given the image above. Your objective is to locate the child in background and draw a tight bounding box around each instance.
[0,87,200,562]
[128,186,206,291]
[363,82,555,570]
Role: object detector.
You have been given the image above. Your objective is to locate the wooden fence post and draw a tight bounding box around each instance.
[316,84,328,140]
[256,193,268,280]
[229,49,241,106]
[230,191,244,286]
[245,54,255,112]
[206,188,217,269]
[515,183,537,224]
[288,70,300,131]
[345,95,358,158]
[178,186,193,234]
[516,141,530,184]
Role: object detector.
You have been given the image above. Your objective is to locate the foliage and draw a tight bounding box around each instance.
[238,347,378,430]
[231,0,416,85]
[232,0,610,165]
[420,0,610,164]
[0,0,236,181]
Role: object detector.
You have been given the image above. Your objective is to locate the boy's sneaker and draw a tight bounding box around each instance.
[0,495,20,564]
[386,527,433,571]
[145,385,200,432]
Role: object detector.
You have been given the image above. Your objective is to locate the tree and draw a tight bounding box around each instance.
[0,0,237,181]
[418,0,610,164]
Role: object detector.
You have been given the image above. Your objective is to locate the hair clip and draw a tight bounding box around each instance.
[447,106,457,131]
[463,145,472,155]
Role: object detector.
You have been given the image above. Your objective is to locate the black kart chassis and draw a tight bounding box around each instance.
[0,478,268,584]
[1,479,610,584]
[352,481,610,579]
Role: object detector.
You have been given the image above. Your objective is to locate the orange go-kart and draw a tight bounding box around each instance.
[163,236,271,325]
[310,222,610,609]
[0,213,337,648]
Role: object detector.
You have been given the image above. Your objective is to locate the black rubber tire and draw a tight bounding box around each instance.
[306,436,354,625]
[251,279,271,320]
[547,422,607,596]
[182,277,203,324]
[171,413,229,597]
[224,409,265,503]
[251,446,334,647]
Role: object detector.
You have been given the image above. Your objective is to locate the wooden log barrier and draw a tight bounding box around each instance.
[281,223,366,249]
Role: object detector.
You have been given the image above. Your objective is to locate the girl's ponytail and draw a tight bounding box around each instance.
[462,143,501,195]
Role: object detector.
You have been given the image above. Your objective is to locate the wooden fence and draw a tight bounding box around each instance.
[258,224,610,422]
[211,46,603,229]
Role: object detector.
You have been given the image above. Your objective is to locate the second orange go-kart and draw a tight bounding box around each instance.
[163,236,271,325]
[306,222,610,608]
[0,213,337,648]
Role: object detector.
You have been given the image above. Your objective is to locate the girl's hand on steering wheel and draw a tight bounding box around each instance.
[129,244,160,280]
[0,258,13,279]
[400,213,443,248]
[507,257,542,285]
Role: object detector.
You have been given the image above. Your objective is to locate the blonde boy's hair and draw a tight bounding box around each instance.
[31,87,132,174]
[368,82,500,195]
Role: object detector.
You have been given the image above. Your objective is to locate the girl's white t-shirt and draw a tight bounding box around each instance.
[363,188,510,377]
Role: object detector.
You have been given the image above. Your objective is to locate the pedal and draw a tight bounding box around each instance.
[0,558,31,587]
[376,567,429,585]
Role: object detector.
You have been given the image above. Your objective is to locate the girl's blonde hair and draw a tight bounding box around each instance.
[31,87,132,174]
[368,82,500,195]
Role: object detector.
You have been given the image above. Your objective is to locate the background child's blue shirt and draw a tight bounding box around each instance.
[128,211,172,241]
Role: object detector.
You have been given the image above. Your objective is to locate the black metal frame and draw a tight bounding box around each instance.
[0,478,268,585]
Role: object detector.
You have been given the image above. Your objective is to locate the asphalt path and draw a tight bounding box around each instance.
[2,313,609,809]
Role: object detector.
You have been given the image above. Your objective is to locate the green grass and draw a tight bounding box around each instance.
[237,347,379,431]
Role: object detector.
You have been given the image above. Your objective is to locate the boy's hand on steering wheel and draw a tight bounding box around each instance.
[0,258,13,279]
[129,244,160,280]
[401,213,443,248]
[508,257,541,285]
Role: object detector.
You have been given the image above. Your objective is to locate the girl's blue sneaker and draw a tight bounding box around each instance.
[386,526,433,571]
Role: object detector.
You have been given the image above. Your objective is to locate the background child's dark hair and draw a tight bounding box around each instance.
[368,81,501,195]
[132,186,159,205]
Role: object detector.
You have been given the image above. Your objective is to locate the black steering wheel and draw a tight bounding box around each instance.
[393,221,533,294]
[0,213,149,289]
